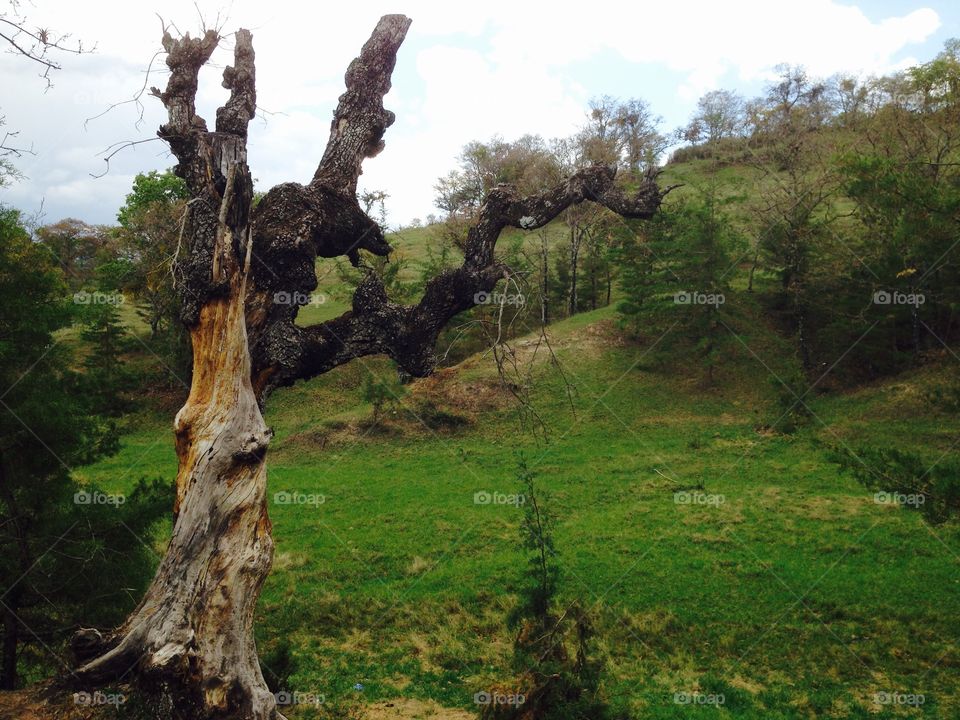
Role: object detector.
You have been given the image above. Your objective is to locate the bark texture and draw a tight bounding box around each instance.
[68,14,668,720]
[70,27,276,720]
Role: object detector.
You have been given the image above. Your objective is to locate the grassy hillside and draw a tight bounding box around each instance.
[77,296,960,718]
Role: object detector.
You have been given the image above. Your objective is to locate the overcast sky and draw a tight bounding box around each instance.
[0,0,956,228]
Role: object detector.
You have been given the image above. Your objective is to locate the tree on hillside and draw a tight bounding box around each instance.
[613,185,742,384]
[744,65,848,370]
[562,96,666,316]
[78,301,134,417]
[579,95,622,166]
[683,89,746,144]
[35,219,112,290]
[616,98,667,173]
[827,73,870,127]
[65,15,669,720]
[835,39,960,374]
[113,170,193,381]
[579,95,666,173]
[435,135,560,216]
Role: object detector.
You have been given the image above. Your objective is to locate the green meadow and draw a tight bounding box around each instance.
[78,297,960,719]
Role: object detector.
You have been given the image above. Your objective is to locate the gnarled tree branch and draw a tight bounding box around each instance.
[313,14,412,194]
[251,164,669,396]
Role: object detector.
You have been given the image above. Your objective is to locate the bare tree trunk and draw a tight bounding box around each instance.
[69,28,278,720]
[748,243,760,292]
[569,223,580,316]
[539,229,550,326]
[590,249,598,311]
[73,211,277,720]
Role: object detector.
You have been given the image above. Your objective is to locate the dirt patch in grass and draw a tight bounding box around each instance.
[0,683,132,720]
[794,494,868,521]
[407,367,514,419]
[363,698,473,720]
[281,366,517,450]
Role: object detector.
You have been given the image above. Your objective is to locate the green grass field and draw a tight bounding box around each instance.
[77,296,960,719]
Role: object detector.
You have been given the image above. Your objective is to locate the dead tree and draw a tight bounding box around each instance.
[66,15,667,720]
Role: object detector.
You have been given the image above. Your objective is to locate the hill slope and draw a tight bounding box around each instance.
[66,301,960,719]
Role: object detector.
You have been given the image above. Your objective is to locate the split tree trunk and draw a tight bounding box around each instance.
[73,209,277,720]
[70,27,279,720]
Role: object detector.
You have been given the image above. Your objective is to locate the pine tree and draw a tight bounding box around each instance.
[0,208,170,689]
[79,301,134,416]
[613,190,743,383]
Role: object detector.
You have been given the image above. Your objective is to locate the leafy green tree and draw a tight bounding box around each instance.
[614,190,742,383]
[0,208,170,689]
[114,170,192,383]
[837,40,960,371]
[34,219,112,290]
[743,65,850,371]
[116,170,190,228]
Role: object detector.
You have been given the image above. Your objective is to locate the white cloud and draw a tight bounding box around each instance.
[0,0,944,226]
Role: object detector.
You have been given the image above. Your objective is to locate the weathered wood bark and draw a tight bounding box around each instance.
[69,27,277,720]
[67,14,669,720]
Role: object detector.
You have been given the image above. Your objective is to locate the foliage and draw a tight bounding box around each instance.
[483,458,609,720]
[681,89,746,143]
[832,447,960,525]
[116,170,189,227]
[78,301,135,416]
[0,207,170,688]
[613,187,743,383]
[361,370,407,423]
[34,219,113,290]
[114,170,192,384]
